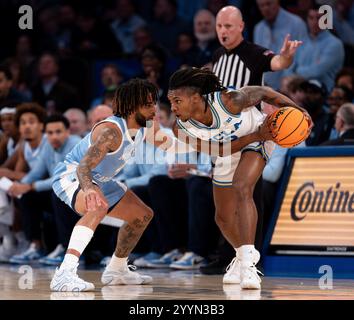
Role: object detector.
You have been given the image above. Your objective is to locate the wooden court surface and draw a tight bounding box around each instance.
[0,265,354,300]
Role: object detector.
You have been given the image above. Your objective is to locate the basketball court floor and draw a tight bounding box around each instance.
[1,265,354,300]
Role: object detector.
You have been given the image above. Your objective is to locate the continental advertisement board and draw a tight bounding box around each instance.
[269,156,354,254]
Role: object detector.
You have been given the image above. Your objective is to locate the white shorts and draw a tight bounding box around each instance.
[212,140,275,187]
[52,162,127,214]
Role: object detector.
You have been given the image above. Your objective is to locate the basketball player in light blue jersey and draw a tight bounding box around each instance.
[50,77,277,292]
[167,67,312,289]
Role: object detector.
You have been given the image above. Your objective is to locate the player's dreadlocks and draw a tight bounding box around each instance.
[112,78,159,118]
[169,67,225,95]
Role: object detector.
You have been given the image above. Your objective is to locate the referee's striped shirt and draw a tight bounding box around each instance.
[212,40,275,89]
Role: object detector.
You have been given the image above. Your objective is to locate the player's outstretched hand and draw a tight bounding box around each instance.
[84,185,109,212]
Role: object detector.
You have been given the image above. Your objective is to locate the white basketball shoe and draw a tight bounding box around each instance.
[223,249,263,289]
[223,256,241,284]
[240,249,262,290]
[101,264,153,285]
[50,264,95,292]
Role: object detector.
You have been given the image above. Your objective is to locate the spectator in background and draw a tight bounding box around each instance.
[279,75,305,101]
[157,103,175,129]
[63,108,88,138]
[0,103,47,182]
[15,34,35,71]
[335,68,354,92]
[101,88,116,108]
[299,79,332,146]
[254,0,308,90]
[87,104,113,129]
[91,64,123,108]
[333,0,354,46]
[321,103,354,146]
[285,5,345,92]
[179,9,219,67]
[0,65,29,110]
[139,44,170,103]
[35,7,60,54]
[177,0,207,22]
[150,0,192,53]
[32,53,80,114]
[327,85,353,115]
[110,0,146,54]
[8,115,81,264]
[176,32,195,63]
[207,0,228,16]
[55,3,77,57]
[3,58,32,101]
[72,8,122,59]
[0,107,20,164]
[287,0,316,22]
[133,26,154,56]
[327,86,353,139]
[0,103,47,262]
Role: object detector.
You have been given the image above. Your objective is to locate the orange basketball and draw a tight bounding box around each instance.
[269,107,309,148]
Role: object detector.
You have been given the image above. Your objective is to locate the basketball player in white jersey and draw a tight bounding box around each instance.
[167,67,312,289]
[50,77,278,292]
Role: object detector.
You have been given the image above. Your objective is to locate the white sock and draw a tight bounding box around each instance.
[60,253,79,271]
[239,245,256,263]
[106,254,128,271]
[60,225,94,270]
[234,246,241,257]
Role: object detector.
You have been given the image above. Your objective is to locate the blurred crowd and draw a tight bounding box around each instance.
[0,0,354,273]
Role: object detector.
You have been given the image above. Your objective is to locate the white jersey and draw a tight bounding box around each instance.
[176,90,274,187]
[176,90,264,142]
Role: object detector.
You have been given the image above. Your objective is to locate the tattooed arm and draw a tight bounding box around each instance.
[224,86,313,130]
[77,123,121,212]
[225,86,302,111]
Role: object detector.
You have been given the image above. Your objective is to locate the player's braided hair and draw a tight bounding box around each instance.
[169,67,225,95]
[112,78,159,118]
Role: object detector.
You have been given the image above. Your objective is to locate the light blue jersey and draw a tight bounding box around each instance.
[24,135,47,170]
[52,116,146,211]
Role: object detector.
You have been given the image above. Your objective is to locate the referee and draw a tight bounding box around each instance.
[200,5,302,275]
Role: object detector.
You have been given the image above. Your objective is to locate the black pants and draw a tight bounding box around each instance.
[148,175,189,253]
[51,193,80,248]
[186,176,219,257]
[19,190,57,251]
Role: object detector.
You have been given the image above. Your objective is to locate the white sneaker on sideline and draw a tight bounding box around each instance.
[101,264,152,285]
[50,264,95,292]
[223,257,241,284]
